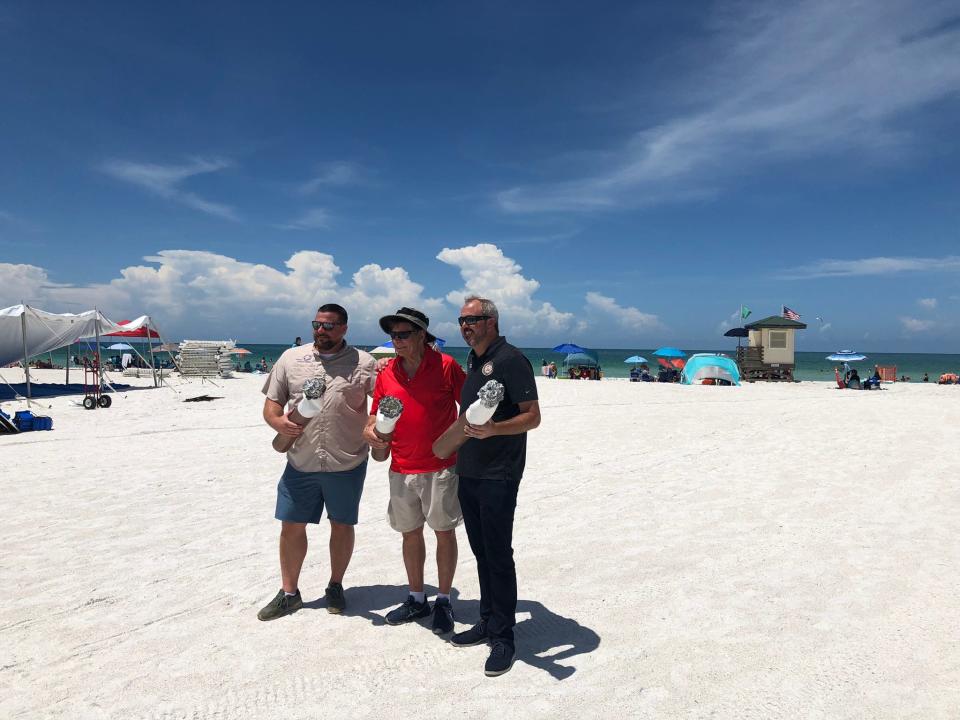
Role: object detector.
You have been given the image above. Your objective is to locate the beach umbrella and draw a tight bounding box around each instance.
[826,351,867,362]
[724,327,749,347]
[370,345,396,359]
[653,346,687,358]
[623,355,648,364]
[552,343,588,354]
[106,342,134,351]
[226,348,251,355]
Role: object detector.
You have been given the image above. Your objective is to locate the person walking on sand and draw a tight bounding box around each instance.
[257,303,378,621]
[363,307,466,634]
[448,296,540,677]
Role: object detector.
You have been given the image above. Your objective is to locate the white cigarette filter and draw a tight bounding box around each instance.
[465,379,504,425]
[297,377,327,418]
[375,396,404,434]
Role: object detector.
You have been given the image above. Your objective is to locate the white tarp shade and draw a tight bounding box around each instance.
[0,305,152,368]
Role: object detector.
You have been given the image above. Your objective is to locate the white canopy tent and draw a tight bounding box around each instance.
[0,305,158,399]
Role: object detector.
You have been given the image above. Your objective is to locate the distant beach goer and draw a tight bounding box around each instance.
[549,361,557,378]
[923,372,929,382]
[257,303,377,621]
[292,336,302,347]
[449,295,540,677]
[364,307,466,634]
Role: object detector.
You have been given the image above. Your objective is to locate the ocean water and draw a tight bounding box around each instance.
[26,343,960,383]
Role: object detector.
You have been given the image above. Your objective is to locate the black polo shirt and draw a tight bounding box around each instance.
[456,336,538,481]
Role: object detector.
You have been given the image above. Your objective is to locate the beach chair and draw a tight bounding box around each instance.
[877,365,896,383]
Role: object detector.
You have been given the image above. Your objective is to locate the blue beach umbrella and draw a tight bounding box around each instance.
[826,351,867,362]
[653,346,686,358]
[624,355,648,364]
[553,343,588,354]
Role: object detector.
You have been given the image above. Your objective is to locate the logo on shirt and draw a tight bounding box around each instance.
[482,361,494,376]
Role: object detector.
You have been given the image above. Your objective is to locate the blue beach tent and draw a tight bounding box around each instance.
[681,353,741,385]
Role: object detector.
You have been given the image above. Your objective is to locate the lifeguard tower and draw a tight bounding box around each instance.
[736,315,807,381]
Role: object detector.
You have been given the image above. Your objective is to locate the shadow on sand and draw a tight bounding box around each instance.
[304,583,600,680]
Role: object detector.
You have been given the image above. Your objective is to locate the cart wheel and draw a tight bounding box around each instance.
[97,395,112,408]
[83,396,97,410]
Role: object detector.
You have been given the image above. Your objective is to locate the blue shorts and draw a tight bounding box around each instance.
[275,460,367,526]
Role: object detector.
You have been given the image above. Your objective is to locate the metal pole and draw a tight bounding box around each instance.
[20,303,31,399]
[146,319,157,387]
[66,342,70,386]
[94,307,103,388]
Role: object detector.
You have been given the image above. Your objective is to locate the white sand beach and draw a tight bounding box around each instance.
[2,370,959,719]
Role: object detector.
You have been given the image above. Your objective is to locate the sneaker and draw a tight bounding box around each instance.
[484,640,516,677]
[257,589,302,621]
[431,597,454,634]
[450,619,488,647]
[385,595,431,625]
[325,582,346,614]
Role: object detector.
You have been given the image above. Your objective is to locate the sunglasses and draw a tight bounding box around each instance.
[458,315,491,326]
[389,329,420,340]
[312,321,344,330]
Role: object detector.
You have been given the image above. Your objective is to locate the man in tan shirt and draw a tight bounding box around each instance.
[257,303,378,621]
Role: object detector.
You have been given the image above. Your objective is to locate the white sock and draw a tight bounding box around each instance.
[284,590,298,597]
[437,593,450,602]
[410,590,426,603]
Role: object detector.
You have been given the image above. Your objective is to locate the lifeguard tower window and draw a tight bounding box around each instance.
[769,331,787,349]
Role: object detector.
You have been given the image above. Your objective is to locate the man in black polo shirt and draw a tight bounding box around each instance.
[449,295,540,677]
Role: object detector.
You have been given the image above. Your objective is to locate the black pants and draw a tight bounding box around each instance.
[458,476,520,645]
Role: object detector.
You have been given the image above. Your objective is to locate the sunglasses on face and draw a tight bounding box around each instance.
[458,315,491,326]
[312,321,344,331]
[389,329,419,340]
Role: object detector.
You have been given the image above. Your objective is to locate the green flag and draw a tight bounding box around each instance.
[740,305,752,320]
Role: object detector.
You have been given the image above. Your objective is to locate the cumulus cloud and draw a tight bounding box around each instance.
[584,292,661,332]
[0,251,443,340]
[278,208,331,230]
[435,243,576,341]
[497,1,960,213]
[100,158,238,221]
[819,322,832,333]
[917,297,938,309]
[900,316,935,332]
[782,256,960,279]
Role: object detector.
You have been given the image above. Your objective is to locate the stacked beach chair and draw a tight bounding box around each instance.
[178,340,236,378]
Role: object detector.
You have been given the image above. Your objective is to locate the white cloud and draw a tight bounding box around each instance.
[584,292,661,333]
[819,322,832,333]
[298,161,370,195]
[435,243,576,341]
[278,207,331,230]
[783,256,960,279]
[497,1,960,212]
[917,297,938,309]
[100,158,238,221]
[900,316,935,332]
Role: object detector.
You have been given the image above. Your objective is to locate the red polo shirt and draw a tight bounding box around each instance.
[371,348,466,474]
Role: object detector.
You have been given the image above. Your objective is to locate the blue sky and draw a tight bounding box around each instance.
[2,1,959,351]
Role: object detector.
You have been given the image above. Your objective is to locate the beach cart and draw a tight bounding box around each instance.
[82,357,111,409]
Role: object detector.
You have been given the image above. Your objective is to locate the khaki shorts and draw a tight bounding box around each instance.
[387,467,462,533]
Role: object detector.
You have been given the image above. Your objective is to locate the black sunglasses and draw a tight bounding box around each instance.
[312,320,344,330]
[389,329,420,340]
[458,315,491,326]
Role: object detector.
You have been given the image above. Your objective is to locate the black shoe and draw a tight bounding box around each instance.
[325,582,346,614]
[385,595,431,625]
[450,619,488,647]
[431,597,454,634]
[257,589,302,621]
[484,640,515,677]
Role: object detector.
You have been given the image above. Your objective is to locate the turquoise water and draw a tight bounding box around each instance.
[28,343,960,382]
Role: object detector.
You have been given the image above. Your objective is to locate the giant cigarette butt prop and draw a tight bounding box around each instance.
[370,396,403,462]
[272,377,326,453]
[432,379,504,459]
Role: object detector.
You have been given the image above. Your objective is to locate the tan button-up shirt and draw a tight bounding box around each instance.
[262,342,377,473]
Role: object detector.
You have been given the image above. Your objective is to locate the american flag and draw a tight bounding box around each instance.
[782,306,801,321]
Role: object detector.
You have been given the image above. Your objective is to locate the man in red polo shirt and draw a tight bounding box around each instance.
[364,307,466,634]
